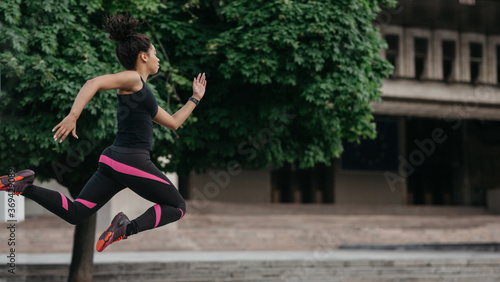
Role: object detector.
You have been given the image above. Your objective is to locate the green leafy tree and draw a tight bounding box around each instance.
[141,0,395,174]
[0,0,176,281]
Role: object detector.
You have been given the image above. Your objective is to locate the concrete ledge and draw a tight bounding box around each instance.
[4,250,500,264]
[381,79,500,106]
[374,79,500,120]
[3,251,500,282]
[339,243,500,252]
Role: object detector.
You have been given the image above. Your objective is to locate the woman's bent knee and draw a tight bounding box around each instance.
[178,201,187,218]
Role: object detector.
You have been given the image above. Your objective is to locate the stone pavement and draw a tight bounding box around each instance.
[4,250,500,281]
[2,202,500,281]
[1,201,500,253]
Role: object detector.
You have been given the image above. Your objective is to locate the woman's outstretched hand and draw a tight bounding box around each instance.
[52,114,79,143]
[192,73,207,100]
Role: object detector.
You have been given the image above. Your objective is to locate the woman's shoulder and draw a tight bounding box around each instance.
[116,71,143,95]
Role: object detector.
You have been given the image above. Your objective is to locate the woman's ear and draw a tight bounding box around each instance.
[140,52,148,62]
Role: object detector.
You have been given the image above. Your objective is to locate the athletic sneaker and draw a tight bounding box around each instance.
[0,169,35,195]
[96,212,130,252]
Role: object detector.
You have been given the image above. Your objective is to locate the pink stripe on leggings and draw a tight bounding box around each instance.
[177,208,184,219]
[75,199,97,209]
[153,204,161,228]
[59,193,68,211]
[99,155,170,185]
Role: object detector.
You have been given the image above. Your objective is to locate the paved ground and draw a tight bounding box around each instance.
[1,201,499,254]
[7,250,500,282]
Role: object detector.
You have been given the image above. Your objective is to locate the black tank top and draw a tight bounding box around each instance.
[113,78,158,152]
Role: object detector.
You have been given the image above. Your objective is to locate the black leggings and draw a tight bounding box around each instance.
[23,145,186,234]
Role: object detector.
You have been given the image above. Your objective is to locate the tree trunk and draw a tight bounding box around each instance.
[68,213,97,282]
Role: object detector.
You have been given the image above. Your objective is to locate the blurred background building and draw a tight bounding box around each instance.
[187,0,500,213]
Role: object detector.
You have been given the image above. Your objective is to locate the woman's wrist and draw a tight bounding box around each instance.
[68,111,80,120]
[191,93,202,100]
[188,97,200,106]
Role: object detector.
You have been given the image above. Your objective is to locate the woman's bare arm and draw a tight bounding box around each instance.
[153,73,207,130]
[52,71,142,142]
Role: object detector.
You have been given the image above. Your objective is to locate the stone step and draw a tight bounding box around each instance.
[5,260,500,282]
[4,251,500,281]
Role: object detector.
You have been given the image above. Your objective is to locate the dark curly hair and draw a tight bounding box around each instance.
[103,13,152,70]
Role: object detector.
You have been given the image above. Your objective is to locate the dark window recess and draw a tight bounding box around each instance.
[470,42,482,83]
[497,45,500,84]
[385,35,399,77]
[414,38,428,80]
[341,119,399,171]
[442,40,456,81]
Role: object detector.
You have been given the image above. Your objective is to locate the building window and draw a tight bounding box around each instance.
[385,35,399,77]
[442,40,456,82]
[470,42,482,83]
[414,38,428,80]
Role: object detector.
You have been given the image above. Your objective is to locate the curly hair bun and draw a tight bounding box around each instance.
[103,13,140,42]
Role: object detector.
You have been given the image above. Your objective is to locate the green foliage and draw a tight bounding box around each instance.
[0,0,394,186]
[0,0,176,195]
[151,0,395,172]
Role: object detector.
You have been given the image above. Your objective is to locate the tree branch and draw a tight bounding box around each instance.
[144,20,181,139]
[144,20,182,104]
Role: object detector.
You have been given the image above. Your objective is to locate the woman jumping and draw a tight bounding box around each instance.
[0,14,206,252]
